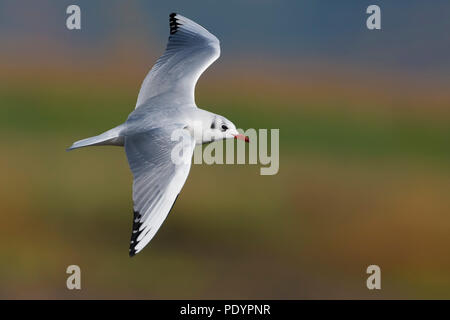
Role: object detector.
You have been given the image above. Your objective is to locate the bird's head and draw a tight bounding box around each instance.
[205,115,249,143]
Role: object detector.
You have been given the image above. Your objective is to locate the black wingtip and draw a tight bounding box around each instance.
[169,12,181,35]
[129,210,143,257]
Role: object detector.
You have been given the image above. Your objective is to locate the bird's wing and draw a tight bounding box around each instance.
[135,13,220,108]
[125,125,195,256]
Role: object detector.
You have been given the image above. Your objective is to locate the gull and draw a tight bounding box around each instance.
[67,13,249,256]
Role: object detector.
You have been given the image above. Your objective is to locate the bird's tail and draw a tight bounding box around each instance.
[67,124,125,151]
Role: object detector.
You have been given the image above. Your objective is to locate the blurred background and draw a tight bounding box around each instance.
[1,0,450,299]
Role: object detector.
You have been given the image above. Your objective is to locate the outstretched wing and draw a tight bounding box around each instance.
[125,126,195,256]
[135,13,220,108]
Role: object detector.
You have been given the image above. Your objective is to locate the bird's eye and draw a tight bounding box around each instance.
[210,122,216,129]
[221,125,228,131]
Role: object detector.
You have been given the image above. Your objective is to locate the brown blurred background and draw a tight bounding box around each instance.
[0,0,450,299]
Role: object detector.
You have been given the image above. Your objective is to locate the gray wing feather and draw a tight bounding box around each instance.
[135,13,220,108]
[125,125,195,256]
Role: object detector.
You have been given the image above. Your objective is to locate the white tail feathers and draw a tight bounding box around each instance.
[67,125,125,151]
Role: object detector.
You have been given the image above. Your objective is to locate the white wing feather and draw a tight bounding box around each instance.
[135,13,220,108]
[125,126,195,256]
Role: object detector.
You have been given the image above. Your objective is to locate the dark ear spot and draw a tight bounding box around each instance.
[210,122,216,129]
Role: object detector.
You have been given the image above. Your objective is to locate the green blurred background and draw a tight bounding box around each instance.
[1,0,450,299]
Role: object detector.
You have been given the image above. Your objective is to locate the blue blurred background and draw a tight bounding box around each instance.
[0,0,449,299]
